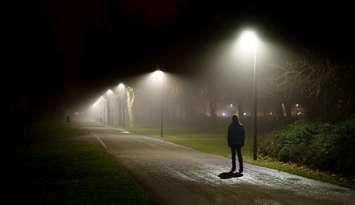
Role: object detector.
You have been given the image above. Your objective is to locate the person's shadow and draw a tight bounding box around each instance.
[218,172,243,179]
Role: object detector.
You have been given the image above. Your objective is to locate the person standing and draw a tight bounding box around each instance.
[227,115,245,174]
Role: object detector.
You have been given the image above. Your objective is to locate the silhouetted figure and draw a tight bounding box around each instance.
[227,115,245,173]
[66,115,71,123]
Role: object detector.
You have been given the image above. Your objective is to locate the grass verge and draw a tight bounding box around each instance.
[128,126,355,189]
[8,122,152,205]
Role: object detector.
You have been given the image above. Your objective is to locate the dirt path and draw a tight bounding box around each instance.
[84,125,355,205]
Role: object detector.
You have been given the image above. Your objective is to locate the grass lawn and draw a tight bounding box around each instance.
[128,126,355,189]
[8,122,152,205]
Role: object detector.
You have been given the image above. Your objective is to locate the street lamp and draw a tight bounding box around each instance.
[239,30,259,160]
[105,89,114,125]
[92,96,103,122]
[116,83,126,127]
[117,83,125,91]
[151,70,165,137]
[106,89,114,96]
[93,96,105,124]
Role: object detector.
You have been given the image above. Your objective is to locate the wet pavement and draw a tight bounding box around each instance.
[84,125,355,205]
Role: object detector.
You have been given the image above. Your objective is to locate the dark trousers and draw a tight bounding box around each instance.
[230,146,243,173]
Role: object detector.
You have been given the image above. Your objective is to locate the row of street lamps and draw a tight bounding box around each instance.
[91,70,166,136]
[91,29,260,160]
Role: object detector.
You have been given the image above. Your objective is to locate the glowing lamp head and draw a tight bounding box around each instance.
[239,30,259,53]
[106,89,113,96]
[117,83,125,93]
[152,70,164,82]
[148,70,166,87]
[118,83,125,90]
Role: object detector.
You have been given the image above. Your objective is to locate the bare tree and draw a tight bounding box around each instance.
[126,86,135,127]
[270,52,354,121]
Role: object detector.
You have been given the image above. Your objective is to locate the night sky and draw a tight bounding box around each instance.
[6,1,355,116]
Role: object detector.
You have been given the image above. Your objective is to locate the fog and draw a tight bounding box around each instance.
[80,35,304,135]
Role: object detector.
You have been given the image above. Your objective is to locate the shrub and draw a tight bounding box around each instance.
[260,116,355,177]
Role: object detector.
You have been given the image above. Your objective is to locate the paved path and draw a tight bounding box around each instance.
[84,124,355,205]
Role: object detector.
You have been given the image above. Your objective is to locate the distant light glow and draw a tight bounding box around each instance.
[117,83,125,91]
[222,112,226,117]
[230,104,233,108]
[147,70,166,87]
[92,96,104,108]
[106,89,114,96]
[152,70,164,82]
[243,112,248,116]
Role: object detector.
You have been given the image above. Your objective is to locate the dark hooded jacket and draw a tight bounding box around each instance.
[227,122,245,147]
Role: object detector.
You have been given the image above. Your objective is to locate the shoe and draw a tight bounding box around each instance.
[235,172,243,177]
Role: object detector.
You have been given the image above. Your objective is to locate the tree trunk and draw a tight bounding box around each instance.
[126,88,135,128]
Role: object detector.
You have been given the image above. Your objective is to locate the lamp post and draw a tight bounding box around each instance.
[117,83,126,127]
[239,30,259,160]
[105,89,114,126]
[92,96,103,123]
[151,70,165,137]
